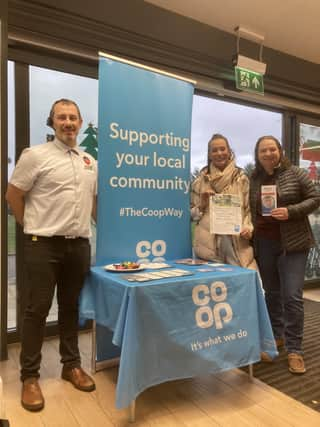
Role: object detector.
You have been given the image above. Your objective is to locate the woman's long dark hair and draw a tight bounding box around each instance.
[206,133,234,170]
[252,135,291,178]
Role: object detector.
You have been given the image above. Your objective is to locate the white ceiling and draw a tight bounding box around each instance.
[146,0,320,65]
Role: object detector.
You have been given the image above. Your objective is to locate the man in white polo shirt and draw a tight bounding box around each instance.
[6,99,97,412]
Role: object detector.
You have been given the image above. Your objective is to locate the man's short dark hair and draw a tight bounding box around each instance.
[46,99,82,128]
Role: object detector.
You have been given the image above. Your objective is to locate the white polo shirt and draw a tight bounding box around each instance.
[10,138,97,238]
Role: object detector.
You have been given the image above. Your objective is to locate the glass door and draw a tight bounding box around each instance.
[298,117,320,282]
[29,65,98,325]
[191,94,282,174]
[7,62,98,343]
[7,61,17,338]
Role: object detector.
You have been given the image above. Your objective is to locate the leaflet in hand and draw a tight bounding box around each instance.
[261,185,277,216]
[209,194,241,235]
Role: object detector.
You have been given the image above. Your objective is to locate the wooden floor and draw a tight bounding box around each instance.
[1,332,320,427]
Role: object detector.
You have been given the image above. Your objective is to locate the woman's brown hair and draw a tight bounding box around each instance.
[252,135,291,178]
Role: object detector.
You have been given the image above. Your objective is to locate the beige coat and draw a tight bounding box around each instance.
[191,165,257,270]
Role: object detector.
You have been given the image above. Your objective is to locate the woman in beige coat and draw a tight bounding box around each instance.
[191,134,256,269]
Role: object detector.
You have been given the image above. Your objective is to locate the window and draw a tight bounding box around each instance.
[29,66,98,148]
[29,66,98,322]
[8,60,16,329]
[191,95,282,175]
[299,122,320,281]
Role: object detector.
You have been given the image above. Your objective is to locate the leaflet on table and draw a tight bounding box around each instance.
[121,269,194,282]
[209,194,241,235]
[261,185,277,216]
[197,267,234,272]
[139,262,171,269]
[175,258,208,265]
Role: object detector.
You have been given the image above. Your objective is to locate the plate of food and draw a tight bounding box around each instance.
[104,261,145,273]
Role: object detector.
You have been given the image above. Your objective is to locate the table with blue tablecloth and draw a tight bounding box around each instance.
[79,263,277,409]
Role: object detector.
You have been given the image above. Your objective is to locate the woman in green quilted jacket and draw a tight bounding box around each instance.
[250,135,320,374]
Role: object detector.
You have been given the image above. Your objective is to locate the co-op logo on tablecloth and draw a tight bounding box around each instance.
[136,240,166,263]
[192,281,233,329]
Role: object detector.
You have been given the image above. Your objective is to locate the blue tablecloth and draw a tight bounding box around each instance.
[79,264,277,408]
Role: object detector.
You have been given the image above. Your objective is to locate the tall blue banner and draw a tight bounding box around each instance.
[96,56,194,264]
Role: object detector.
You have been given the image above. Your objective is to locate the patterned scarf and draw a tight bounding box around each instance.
[204,160,240,194]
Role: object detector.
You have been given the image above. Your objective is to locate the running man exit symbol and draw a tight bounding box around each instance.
[235,67,264,94]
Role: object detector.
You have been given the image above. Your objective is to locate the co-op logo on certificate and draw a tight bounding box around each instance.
[192,281,233,329]
[136,240,166,263]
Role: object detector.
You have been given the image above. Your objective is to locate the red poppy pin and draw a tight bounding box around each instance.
[83,156,91,165]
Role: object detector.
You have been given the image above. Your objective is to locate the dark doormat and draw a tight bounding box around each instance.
[243,299,320,412]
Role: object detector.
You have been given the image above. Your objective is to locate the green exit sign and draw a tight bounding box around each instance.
[235,66,264,94]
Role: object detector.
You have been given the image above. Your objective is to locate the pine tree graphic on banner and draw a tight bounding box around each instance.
[80,123,98,159]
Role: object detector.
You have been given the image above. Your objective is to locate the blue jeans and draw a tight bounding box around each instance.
[256,237,308,354]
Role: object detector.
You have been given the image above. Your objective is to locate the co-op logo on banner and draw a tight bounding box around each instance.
[192,281,233,329]
[136,240,166,263]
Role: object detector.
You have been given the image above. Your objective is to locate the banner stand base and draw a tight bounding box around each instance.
[91,321,120,373]
[95,358,120,372]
